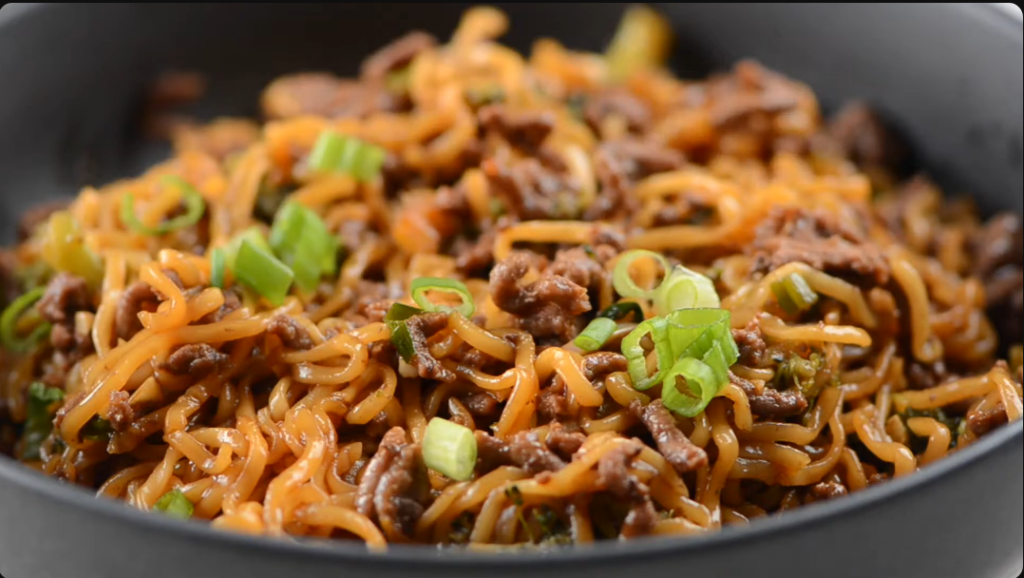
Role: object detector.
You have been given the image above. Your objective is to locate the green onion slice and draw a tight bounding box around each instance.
[660,357,719,418]
[653,266,721,314]
[308,131,386,183]
[42,212,104,287]
[410,277,475,318]
[423,418,478,482]
[385,303,423,363]
[612,250,671,300]
[269,202,339,292]
[121,176,206,236]
[1,288,52,353]
[575,317,618,352]
[153,489,194,521]
[210,248,227,289]
[233,240,294,306]
[21,382,65,461]
[621,317,674,391]
[597,301,644,322]
[771,273,819,315]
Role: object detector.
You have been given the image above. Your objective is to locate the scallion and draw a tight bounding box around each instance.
[385,303,423,362]
[653,266,721,314]
[575,317,618,352]
[269,202,339,292]
[20,383,65,461]
[622,308,739,416]
[1,288,52,353]
[612,250,670,301]
[308,131,386,183]
[81,416,114,442]
[42,211,103,287]
[423,418,477,482]
[233,239,294,306]
[121,176,206,236]
[598,301,644,322]
[410,277,475,318]
[153,489,194,521]
[210,248,227,289]
[771,273,818,315]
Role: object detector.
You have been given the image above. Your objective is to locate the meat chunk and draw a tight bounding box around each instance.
[586,139,685,221]
[405,312,455,383]
[18,200,70,241]
[267,315,314,350]
[707,60,807,129]
[463,392,500,418]
[732,373,809,420]
[595,442,658,538]
[583,88,652,135]
[162,344,229,377]
[547,247,615,300]
[197,288,242,325]
[116,282,160,341]
[630,400,708,474]
[357,427,408,517]
[826,102,909,174]
[582,352,628,380]
[733,320,768,367]
[537,386,570,423]
[38,273,91,326]
[811,481,849,501]
[545,423,586,461]
[490,252,592,342]
[482,157,580,221]
[361,31,436,80]
[478,105,555,151]
[475,430,567,475]
[967,402,1008,437]
[374,444,425,541]
[262,73,400,120]
[104,390,135,434]
[751,207,890,284]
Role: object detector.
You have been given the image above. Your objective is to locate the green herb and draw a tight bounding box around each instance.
[1,288,52,353]
[308,131,386,183]
[771,273,819,316]
[410,277,475,318]
[385,303,423,363]
[20,383,65,461]
[574,317,618,352]
[233,240,294,306]
[153,489,194,521]
[81,416,113,442]
[598,301,644,322]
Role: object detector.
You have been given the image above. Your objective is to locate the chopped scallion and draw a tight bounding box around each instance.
[653,266,720,314]
[612,250,670,301]
[210,248,226,290]
[153,489,194,521]
[423,418,477,482]
[21,383,65,461]
[42,211,103,287]
[233,240,294,306]
[308,131,386,183]
[269,202,338,292]
[410,277,475,318]
[1,288,52,353]
[385,303,423,362]
[575,317,618,352]
[771,273,818,315]
[598,301,644,322]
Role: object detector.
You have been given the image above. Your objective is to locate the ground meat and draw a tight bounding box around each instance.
[811,481,849,501]
[732,372,809,420]
[706,60,806,129]
[825,102,909,174]
[463,392,500,418]
[630,400,708,474]
[537,386,569,423]
[357,427,408,518]
[18,200,70,241]
[374,444,425,541]
[546,423,586,461]
[475,430,567,475]
[751,207,891,284]
[454,225,501,276]
[482,157,580,221]
[162,344,229,377]
[967,402,1009,437]
[583,88,652,135]
[733,320,768,367]
[197,288,242,325]
[116,282,160,342]
[582,352,628,380]
[479,105,555,151]
[361,31,436,81]
[38,274,91,326]
[361,300,394,324]
[906,360,954,391]
[585,139,686,221]
[104,391,135,434]
[547,247,608,300]
[261,73,400,120]
[595,443,658,538]
[489,252,592,342]
[405,312,455,383]
[267,315,314,350]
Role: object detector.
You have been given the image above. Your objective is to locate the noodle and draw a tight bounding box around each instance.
[1,5,1020,553]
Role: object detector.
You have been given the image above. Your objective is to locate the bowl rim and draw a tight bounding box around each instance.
[0,1,1021,571]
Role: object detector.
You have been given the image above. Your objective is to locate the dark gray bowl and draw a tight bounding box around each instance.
[0,4,1021,578]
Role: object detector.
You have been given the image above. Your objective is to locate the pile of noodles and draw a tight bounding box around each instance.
[1,6,1021,551]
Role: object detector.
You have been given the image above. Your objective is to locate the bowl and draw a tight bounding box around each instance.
[1,4,1021,578]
